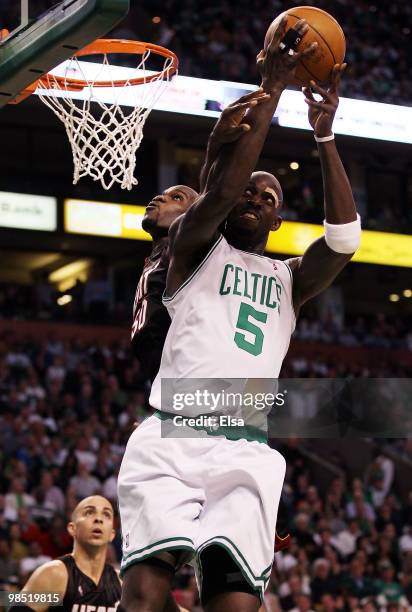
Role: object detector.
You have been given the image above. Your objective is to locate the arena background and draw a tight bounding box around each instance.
[0,1,412,610]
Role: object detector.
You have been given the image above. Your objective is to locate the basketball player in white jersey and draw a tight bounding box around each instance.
[118,17,360,612]
[11,496,120,612]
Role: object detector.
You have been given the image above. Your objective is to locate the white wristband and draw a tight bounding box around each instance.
[314,133,335,143]
[324,213,361,254]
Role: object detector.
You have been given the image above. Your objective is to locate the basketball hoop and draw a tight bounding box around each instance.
[33,39,178,190]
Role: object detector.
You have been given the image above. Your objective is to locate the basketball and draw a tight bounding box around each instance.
[264,6,346,86]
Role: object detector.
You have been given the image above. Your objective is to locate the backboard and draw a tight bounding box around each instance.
[0,0,129,107]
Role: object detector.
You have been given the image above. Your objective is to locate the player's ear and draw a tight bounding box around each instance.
[110,528,115,543]
[271,216,282,231]
[67,522,75,538]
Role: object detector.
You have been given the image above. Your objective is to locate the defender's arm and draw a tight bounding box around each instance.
[199,90,270,192]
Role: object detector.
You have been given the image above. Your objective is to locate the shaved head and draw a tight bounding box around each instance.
[224,170,283,252]
[71,495,114,522]
[168,185,199,203]
[251,171,283,208]
[68,495,115,549]
[143,184,199,237]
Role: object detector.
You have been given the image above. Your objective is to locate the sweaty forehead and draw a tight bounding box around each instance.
[164,185,195,198]
[74,496,113,518]
[251,172,282,196]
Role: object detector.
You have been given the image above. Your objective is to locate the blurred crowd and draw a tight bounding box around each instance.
[127,0,412,106]
[0,270,123,326]
[0,330,411,610]
[1,280,412,359]
[293,314,412,352]
[0,330,144,589]
[2,1,412,106]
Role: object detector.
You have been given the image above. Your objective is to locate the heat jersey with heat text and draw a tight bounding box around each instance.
[58,555,121,612]
[131,238,171,382]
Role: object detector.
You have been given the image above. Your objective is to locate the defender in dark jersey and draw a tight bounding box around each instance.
[131,185,199,382]
[13,496,120,612]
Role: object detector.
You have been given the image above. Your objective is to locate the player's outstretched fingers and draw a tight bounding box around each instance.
[228,96,270,112]
[268,14,288,50]
[298,41,318,61]
[228,88,267,106]
[303,95,336,114]
[256,49,265,68]
[269,18,309,55]
[330,62,347,92]
[302,86,316,102]
[231,123,251,136]
[293,18,310,38]
[309,79,333,102]
[303,97,328,110]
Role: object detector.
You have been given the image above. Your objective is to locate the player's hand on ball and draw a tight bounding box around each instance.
[257,16,318,91]
[303,63,346,138]
[213,89,271,143]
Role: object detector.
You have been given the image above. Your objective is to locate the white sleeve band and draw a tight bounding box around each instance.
[314,133,335,143]
[323,213,361,254]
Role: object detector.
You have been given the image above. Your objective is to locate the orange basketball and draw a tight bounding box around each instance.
[264,6,346,86]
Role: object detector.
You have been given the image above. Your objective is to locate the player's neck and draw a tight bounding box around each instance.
[150,235,168,254]
[72,544,107,585]
[224,230,266,255]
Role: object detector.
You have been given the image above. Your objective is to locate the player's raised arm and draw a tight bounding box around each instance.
[199,89,270,191]
[287,64,361,311]
[10,561,68,612]
[167,18,318,295]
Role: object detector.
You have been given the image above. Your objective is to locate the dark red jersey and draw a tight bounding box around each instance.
[131,239,171,382]
[59,554,121,611]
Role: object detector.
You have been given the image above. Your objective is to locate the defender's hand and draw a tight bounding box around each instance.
[211,89,270,144]
[257,17,318,92]
[303,63,346,138]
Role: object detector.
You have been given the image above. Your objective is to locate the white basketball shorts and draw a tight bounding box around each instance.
[117,413,286,601]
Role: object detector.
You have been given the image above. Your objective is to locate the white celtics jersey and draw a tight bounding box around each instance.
[149,235,295,415]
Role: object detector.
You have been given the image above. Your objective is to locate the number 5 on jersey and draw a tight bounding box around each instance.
[234,302,268,356]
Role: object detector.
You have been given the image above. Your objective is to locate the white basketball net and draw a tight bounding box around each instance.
[36,49,175,190]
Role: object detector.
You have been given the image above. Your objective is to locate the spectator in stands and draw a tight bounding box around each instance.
[74,436,96,472]
[19,541,51,583]
[83,264,113,323]
[346,488,376,526]
[365,451,395,508]
[341,557,377,599]
[69,463,100,498]
[310,558,340,604]
[293,513,317,559]
[332,519,361,558]
[8,524,28,562]
[290,593,315,612]
[0,539,18,583]
[29,486,56,523]
[375,560,408,608]
[4,478,34,522]
[37,472,65,513]
[279,572,310,611]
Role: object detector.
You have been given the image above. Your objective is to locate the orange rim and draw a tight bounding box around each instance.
[39,39,178,91]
